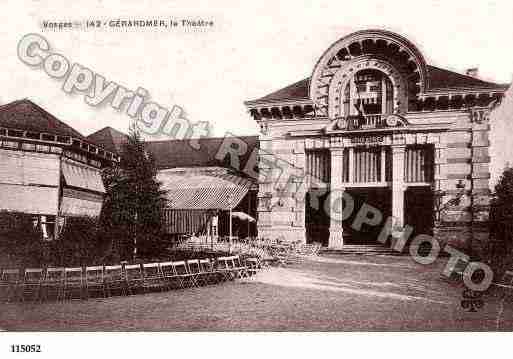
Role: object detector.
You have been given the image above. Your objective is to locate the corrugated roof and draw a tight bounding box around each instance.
[0,99,85,139]
[158,171,252,210]
[245,65,508,105]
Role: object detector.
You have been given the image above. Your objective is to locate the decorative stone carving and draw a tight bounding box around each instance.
[384,114,408,127]
[470,108,490,124]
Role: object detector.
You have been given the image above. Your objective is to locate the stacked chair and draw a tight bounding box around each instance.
[42,267,65,301]
[0,255,261,303]
[22,268,44,302]
[85,266,105,299]
[1,269,22,302]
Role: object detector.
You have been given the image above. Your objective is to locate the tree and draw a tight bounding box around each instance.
[488,167,513,275]
[101,126,167,261]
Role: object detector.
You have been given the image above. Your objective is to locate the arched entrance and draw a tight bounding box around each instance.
[305,190,330,246]
[343,187,392,244]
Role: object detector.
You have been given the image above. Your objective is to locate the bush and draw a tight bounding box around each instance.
[0,210,173,268]
[488,167,513,276]
[49,216,104,267]
[0,211,45,268]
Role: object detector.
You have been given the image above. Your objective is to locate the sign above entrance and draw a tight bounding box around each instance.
[350,135,384,145]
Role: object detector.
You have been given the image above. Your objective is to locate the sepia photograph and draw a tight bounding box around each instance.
[0,0,513,357]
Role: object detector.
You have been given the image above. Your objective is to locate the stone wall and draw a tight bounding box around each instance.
[433,108,491,252]
[256,108,492,248]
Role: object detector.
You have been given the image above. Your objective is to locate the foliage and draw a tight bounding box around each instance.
[0,211,45,268]
[488,167,513,275]
[491,167,513,222]
[100,125,167,261]
[49,216,104,267]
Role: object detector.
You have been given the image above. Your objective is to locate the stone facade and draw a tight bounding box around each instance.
[245,30,509,250]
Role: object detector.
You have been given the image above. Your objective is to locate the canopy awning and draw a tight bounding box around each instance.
[62,160,105,194]
[0,183,59,215]
[231,211,256,222]
[158,171,253,210]
[60,188,103,217]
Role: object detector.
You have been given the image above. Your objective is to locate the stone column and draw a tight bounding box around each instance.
[329,147,345,249]
[349,78,357,116]
[380,146,386,183]
[391,145,406,228]
[292,140,307,244]
[256,134,274,240]
[348,147,355,183]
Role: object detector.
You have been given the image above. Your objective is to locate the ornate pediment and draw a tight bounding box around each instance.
[325,114,409,133]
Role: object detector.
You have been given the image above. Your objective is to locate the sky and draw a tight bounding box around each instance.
[0,0,512,182]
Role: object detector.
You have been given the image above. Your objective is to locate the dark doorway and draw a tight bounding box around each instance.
[343,188,392,244]
[305,190,330,246]
[405,186,434,236]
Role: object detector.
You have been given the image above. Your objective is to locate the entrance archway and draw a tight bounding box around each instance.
[305,190,330,246]
[405,186,434,237]
[343,187,392,244]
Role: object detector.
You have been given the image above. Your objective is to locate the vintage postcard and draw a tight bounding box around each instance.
[0,0,512,357]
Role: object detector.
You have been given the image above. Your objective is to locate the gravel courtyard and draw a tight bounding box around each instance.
[1,254,513,331]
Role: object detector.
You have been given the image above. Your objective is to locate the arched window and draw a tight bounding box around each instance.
[341,69,394,117]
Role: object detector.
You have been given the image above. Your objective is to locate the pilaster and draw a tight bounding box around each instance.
[329,147,345,248]
[391,145,406,228]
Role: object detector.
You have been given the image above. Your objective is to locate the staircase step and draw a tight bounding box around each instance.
[320,245,404,256]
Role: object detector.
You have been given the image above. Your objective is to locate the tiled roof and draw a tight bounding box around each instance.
[246,65,508,105]
[87,126,128,154]
[251,78,310,104]
[146,136,259,173]
[0,99,85,139]
[87,125,259,176]
[426,65,507,91]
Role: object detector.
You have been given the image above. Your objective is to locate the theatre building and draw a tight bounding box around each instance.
[245,29,510,250]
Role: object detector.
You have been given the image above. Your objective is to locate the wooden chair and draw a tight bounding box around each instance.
[1,269,22,302]
[245,258,260,277]
[22,268,44,301]
[142,263,164,292]
[85,266,106,299]
[216,256,235,281]
[125,264,145,295]
[187,259,203,286]
[0,269,7,301]
[215,257,228,280]
[104,265,127,297]
[42,267,65,302]
[160,261,178,290]
[232,256,249,279]
[173,261,196,288]
[63,267,84,300]
[493,270,513,295]
[198,259,217,285]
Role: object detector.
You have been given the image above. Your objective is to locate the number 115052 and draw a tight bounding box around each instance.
[10,345,41,353]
